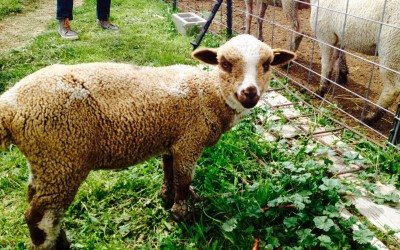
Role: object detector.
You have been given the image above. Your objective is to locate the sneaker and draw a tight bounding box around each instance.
[97,20,119,31]
[58,18,79,40]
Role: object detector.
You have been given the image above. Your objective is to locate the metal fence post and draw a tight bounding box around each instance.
[388,103,400,146]
[172,0,177,10]
[226,0,233,38]
[191,0,224,50]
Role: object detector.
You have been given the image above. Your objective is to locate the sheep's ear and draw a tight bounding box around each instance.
[192,48,219,65]
[271,49,296,66]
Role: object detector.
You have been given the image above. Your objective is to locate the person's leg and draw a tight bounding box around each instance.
[56,0,73,20]
[97,0,111,21]
[57,0,79,40]
[96,0,119,30]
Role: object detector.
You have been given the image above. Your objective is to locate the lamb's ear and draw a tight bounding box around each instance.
[271,49,296,66]
[192,48,219,65]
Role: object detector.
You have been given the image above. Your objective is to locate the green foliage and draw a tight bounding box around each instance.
[270,77,400,188]
[173,112,378,249]
[0,0,398,249]
[341,131,400,187]
[0,0,38,20]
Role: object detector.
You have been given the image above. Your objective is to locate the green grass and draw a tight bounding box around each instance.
[0,0,39,20]
[0,0,399,249]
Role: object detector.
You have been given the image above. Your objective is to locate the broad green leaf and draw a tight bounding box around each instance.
[222,218,237,232]
[283,217,298,228]
[318,235,332,248]
[319,178,342,191]
[353,228,374,244]
[314,216,335,232]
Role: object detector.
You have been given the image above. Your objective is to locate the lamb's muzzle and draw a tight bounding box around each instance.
[0,34,295,249]
[237,85,260,108]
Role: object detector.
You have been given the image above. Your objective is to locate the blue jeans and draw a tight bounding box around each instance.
[57,0,111,21]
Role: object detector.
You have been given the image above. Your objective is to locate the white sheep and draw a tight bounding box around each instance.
[0,34,295,249]
[244,0,310,51]
[244,0,349,84]
[310,0,400,124]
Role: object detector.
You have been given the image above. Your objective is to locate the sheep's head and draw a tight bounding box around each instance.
[192,34,295,112]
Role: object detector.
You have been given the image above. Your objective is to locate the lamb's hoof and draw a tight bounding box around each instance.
[171,200,194,223]
[159,187,174,208]
[337,72,348,85]
[290,35,303,52]
[362,116,376,125]
[316,88,327,98]
[362,110,384,125]
[55,229,71,250]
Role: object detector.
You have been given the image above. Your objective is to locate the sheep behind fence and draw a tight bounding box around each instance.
[176,0,400,144]
[310,0,400,125]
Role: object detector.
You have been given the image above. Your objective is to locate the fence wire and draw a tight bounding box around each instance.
[173,0,400,147]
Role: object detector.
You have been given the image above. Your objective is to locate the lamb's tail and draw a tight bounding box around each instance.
[0,101,13,151]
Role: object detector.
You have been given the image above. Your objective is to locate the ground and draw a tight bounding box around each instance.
[0,0,83,53]
[0,0,396,140]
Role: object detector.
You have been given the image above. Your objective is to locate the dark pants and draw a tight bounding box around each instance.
[57,0,111,21]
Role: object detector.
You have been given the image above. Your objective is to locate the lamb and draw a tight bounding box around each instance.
[0,34,295,249]
[244,0,310,52]
[310,0,400,124]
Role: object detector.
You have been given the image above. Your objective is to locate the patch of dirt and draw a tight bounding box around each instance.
[0,0,83,53]
[177,0,397,142]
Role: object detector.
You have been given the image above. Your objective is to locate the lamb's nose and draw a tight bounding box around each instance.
[243,86,258,99]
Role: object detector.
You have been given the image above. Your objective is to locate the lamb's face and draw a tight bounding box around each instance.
[192,34,296,112]
[216,36,275,110]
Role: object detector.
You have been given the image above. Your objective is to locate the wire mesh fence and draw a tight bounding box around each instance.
[171,0,400,148]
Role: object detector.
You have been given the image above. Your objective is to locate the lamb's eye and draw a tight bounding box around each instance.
[221,61,233,72]
[262,61,270,72]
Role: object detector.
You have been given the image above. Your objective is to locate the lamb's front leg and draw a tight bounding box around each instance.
[170,145,203,222]
[317,43,335,96]
[290,13,303,52]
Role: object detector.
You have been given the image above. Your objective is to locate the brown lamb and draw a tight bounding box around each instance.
[0,34,295,249]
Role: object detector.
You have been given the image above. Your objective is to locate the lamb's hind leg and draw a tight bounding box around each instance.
[160,154,175,208]
[244,0,253,34]
[25,164,88,250]
[256,1,267,41]
[336,52,349,85]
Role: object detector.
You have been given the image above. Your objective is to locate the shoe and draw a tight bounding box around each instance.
[97,20,119,31]
[58,18,79,40]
